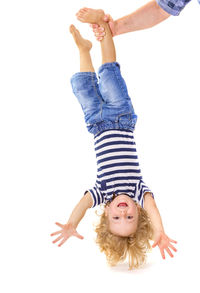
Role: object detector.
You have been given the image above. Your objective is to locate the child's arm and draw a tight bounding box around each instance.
[144,193,177,259]
[50,192,93,247]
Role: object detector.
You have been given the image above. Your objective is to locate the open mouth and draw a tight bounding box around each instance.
[117,202,128,207]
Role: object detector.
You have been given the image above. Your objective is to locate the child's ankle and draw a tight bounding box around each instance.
[97,19,106,26]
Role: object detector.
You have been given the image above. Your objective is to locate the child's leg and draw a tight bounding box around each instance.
[76,9,136,123]
[70,25,94,72]
[70,25,103,133]
[76,8,116,64]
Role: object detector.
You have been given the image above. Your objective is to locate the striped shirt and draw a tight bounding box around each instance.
[88,129,153,208]
[156,0,197,16]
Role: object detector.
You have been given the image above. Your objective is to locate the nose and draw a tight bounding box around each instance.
[120,209,127,216]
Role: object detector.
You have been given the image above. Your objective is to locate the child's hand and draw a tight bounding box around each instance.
[50,222,84,247]
[152,231,177,259]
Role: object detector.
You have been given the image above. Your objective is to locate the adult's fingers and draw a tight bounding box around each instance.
[90,24,99,29]
[95,30,105,36]
[92,27,105,36]
[104,14,113,22]
[94,28,105,34]
[90,24,104,32]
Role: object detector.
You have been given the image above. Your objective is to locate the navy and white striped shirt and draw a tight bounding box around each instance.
[156,0,198,16]
[88,129,153,208]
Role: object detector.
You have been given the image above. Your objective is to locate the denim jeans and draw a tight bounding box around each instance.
[70,62,138,136]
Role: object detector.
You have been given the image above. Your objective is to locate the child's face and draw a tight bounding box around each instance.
[105,194,139,237]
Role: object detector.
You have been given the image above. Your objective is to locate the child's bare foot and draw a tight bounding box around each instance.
[76,8,105,24]
[69,25,92,51]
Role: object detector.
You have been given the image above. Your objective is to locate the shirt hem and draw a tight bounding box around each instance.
[156,0,182,16]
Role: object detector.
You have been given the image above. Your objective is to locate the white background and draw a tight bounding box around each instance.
[0,0,200,292]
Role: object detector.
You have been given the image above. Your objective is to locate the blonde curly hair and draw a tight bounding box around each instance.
[95,202,153,269]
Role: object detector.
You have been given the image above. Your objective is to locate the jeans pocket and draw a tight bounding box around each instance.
[116,112,138,130]
[116,112,132,123]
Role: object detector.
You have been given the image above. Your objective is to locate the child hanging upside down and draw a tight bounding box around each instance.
[50,8,177,270]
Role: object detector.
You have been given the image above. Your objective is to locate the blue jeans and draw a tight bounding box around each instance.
[70,62,138,136]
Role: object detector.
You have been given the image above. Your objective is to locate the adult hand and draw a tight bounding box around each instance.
[50,222,84,247]
[90,14,116,41]
[152,231,177,259]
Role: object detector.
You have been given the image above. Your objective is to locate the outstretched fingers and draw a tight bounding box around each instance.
[50,230,62,237]
[165,247,174,258]
[50,223,63,237]
[159,247,166,259]
[152,241,177,259]
[51,222,66,245]
[52,235,63,244]
[169,243,177,252]
[152,240,159,248]
[55,222,64,228]
[58,238,67,247]
[157,245,177,259]
[169,238,177,244]
[73,231,84,240]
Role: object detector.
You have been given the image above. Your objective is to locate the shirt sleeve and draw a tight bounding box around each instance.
[86,183,105,208]
[137,179,154,208]
[156,0,192,16]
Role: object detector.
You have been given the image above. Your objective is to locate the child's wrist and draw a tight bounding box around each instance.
[66,221,77,229]
[153,228,165,236]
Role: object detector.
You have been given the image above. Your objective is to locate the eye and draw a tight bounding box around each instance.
[127,216,133,219]
[113,216,120,220]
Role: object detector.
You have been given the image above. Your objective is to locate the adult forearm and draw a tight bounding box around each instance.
[114,0,170,35]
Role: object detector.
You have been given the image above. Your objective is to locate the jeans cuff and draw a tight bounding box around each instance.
[70,71,97,83]
[98,62,120,75]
